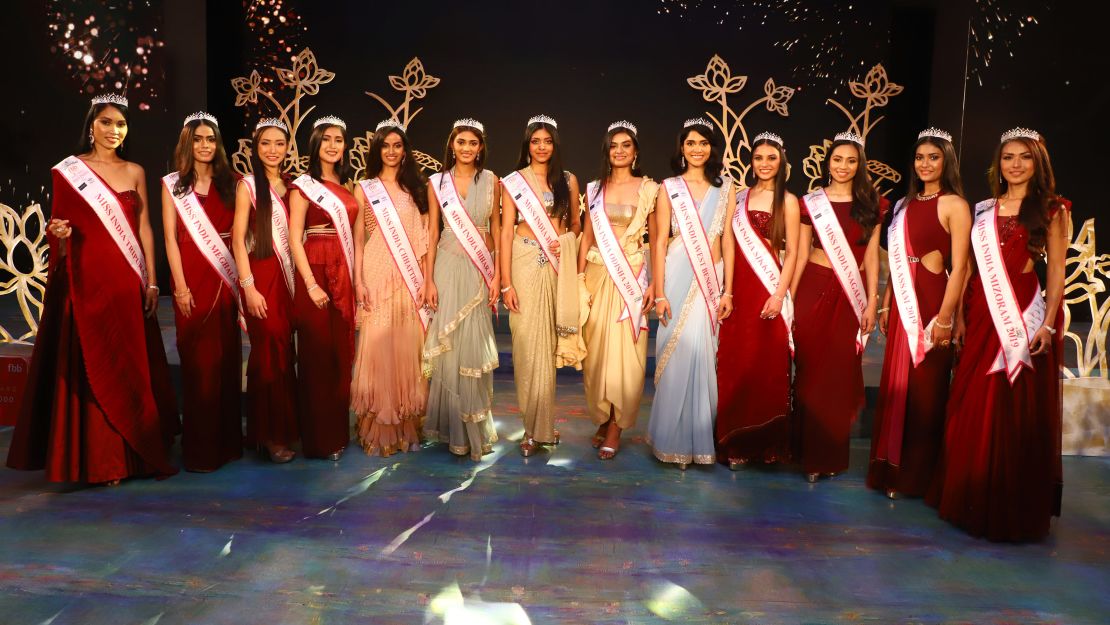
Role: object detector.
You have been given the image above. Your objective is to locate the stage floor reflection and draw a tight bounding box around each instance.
[1,370,1108,625]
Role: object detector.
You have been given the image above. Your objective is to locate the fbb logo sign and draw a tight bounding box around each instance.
[0,356,30,426]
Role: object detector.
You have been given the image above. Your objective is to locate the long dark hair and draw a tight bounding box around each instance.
[750,137,789,252]
[598,127,643,188]
[307,122,354,184]
[989,135,1058,257]
[906,136,964,200]
[77,102,130,158]
[670,123,724,186]
[365,125,429,214]
[248,124,291,259]
[822,139,880,243]
[440,124,487,183]
[172,119,235,204]
[514,121,571,223]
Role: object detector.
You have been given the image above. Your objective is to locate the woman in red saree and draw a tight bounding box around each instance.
[792,132,885,482]
[162,112,242,472]
[289,116,359,461]
[6,95,177,484]
[869,128,971,499]
[928,129,1068,542]
[715,132,799,468]
[232,119,299,463]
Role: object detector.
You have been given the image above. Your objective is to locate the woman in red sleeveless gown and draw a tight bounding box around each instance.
[289,117,358,460]
[716,133,799,468]
[870,128,971,498]
[162,112,243,472]
[6,96,177,484]
[793,134,886,481]
[232,119,299,463]
[928,130,1067,542]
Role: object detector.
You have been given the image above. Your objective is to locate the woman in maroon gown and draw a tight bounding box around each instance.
[161,112,243,472]
[289,116,359,460]
[6,95,177,484]
[716,132,800,468]
[793,132,886,482]
[232,119,299,463]
[928,129,1068,542]
[869,128,971,499]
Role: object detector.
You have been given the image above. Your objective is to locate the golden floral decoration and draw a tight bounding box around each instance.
[686,54,794,186]
[0,201,49,342]
[803,63,903,195]
[1063,217,1109,379]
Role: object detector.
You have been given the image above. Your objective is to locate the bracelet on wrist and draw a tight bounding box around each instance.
[307,283,321,293]
[654,297,668,303]
[721,293,733,299]
[239,275,255,288]
[174,289,191,298]
[771,293,784,301]
[935,318,954,330]
[877,307,889,315]
[147,285,159,293]
[1042,324,1057,335]
[500,285,514,293]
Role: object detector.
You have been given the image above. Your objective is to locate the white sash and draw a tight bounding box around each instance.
[732,188,794,351]
[291,174,355,283]
[53,156,148,287]
[587,181,648,341]
[664,176,722,332]
[360,178,433,331]
[429,172,495,289]
[973,200,1037,383]
[241,175,295,296]
[162,173,246,329]
[888,198,937,366]
[804,189,869,353]
[502,171,560,272]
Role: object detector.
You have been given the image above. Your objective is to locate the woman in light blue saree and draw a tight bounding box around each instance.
[648,118,736,468]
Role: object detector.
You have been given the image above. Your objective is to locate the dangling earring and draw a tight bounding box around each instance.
[527,154,532,164]
[88,130,94,145]
[681,156,686,169]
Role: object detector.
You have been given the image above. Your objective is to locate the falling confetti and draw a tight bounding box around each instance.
[656,0,885,90]
[46,0,165,109]
[967,0,1042,86]
[242,0,310,114]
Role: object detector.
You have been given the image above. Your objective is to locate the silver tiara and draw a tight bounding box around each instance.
[683,117,713,129]
[452,118,485,133]
[313,115,346,130]
[918,127,953,142]
[375,118,406,133]
[91,93,128,108]
[753,131,784,148]
[183,111,217,127]
[607,120,638,136]
[1000,127,1040,143]
[527,114,557,128]
[255,118,288,133]
[834,130,864,147]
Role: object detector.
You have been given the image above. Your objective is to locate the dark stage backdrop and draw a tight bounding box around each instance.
[0,0,1104,292]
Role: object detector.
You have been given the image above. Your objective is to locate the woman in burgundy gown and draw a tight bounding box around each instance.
[793,132,886,482]
[6,95,177,484]
[161,112,243,472]
[289,116,359,460]
[869,128,971,499]
[232,119,299,463]
[928,129,1068,542]
[716,132,800,468]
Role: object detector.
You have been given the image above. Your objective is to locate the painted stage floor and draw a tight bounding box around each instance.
[1,368,1108,625]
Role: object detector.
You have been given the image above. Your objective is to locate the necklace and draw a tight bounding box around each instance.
[916,191,939,201]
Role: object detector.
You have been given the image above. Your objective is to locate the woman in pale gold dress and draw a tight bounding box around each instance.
[350,120,429,456]
[577,122,659,460]
[499,115,582,457]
